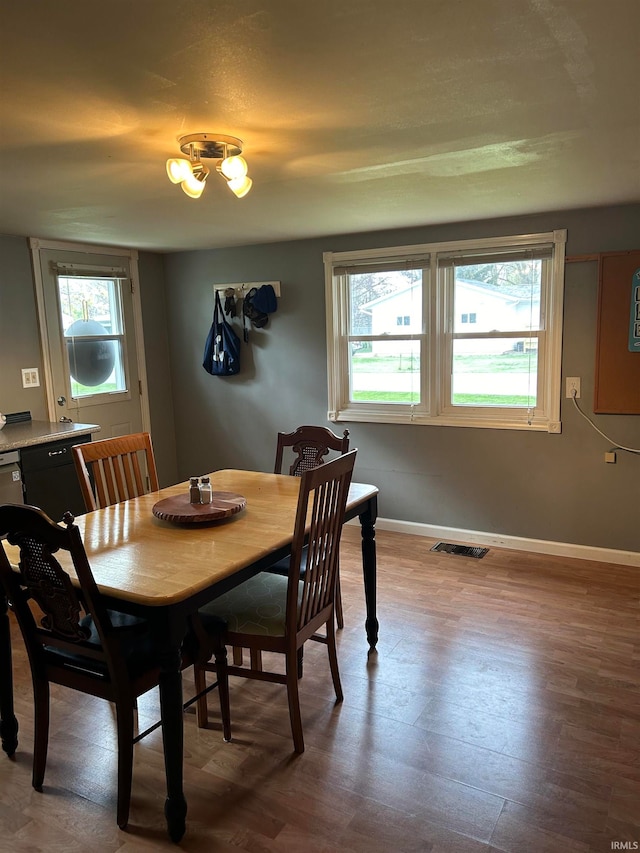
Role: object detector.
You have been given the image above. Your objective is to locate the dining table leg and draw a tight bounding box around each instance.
[359,495,379,651]
[153,610,188,843]
[0,592,19,757]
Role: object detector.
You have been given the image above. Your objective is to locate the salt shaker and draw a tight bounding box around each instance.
[199,476,212,504]
[189,477,200,504]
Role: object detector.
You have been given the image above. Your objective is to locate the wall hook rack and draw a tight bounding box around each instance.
[212,281,281,301]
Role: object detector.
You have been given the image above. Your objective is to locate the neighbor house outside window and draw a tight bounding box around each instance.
[324,229,566,431]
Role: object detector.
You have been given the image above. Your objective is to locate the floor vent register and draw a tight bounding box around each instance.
[431,542,489,559]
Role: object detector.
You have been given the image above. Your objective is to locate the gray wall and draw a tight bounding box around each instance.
[137,251,179,487]
[162,205,640,553]
[0,236,48,421]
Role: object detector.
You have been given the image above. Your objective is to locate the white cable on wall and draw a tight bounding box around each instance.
[571,394,640,454]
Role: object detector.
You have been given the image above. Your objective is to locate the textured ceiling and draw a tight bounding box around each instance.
[0,0,638,252]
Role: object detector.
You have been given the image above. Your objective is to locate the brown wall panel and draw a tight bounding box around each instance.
[594,250,640,414]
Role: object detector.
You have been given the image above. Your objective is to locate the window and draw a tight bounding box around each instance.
[57,275,128,399]
[324,230,566,431]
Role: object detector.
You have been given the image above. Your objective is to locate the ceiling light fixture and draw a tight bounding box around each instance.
[166,133,252,199]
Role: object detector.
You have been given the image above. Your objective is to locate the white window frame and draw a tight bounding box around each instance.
[57,273,130,403]
[324,229,566,432]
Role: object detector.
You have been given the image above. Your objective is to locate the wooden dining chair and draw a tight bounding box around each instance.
[271,425,349,629]
[0,503,192,829]
[229,425,350,671]
[72,432,159,512]
[192,449,357,754]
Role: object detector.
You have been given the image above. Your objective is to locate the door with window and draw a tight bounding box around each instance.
[33,244,145,438]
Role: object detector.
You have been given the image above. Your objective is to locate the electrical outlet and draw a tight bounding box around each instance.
[21,367,40,388]
[566,376,581,398]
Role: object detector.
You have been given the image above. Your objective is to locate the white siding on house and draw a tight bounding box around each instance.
[361,279,539,355]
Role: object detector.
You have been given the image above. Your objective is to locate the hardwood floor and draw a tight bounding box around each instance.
[1,527,638,852]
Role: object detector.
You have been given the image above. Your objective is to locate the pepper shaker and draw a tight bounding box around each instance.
[189,477,200,504]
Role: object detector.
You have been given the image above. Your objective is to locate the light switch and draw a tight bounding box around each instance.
[21,367,40,388]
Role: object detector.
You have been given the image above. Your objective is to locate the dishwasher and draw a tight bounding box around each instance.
[0,450,24,505]
[20,435,90,521]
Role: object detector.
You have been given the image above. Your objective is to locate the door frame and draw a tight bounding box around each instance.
[29,237,151,432]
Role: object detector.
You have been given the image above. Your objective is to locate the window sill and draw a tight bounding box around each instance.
[330,406,559,432]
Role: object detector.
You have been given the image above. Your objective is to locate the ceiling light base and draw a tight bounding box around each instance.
[178,133,243,160]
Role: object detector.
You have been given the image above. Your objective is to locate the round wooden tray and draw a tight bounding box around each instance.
[152,491,246,524]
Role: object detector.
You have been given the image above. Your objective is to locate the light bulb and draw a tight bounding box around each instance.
[227,175,252,198]
[166,158,192,184]
[219,155,248,181]
[181,164,209,198]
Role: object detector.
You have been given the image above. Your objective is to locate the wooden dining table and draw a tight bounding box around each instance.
[0,468,379,842]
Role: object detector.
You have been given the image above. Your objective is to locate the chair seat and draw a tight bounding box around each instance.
[266,543,343,632]
[43,611,156,678]
[199,573,303,638]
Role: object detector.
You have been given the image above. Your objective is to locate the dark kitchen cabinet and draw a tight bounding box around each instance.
[20,435,91,521]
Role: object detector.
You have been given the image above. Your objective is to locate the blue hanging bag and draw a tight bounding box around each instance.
[203,290,241,376]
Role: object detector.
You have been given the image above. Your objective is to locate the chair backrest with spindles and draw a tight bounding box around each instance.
[72,432,159,512]
[287,449,356,632]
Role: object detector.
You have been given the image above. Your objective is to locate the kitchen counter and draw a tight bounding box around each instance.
[0,420,100,452]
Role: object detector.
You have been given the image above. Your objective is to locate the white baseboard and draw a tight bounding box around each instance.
[356,517,640,568]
